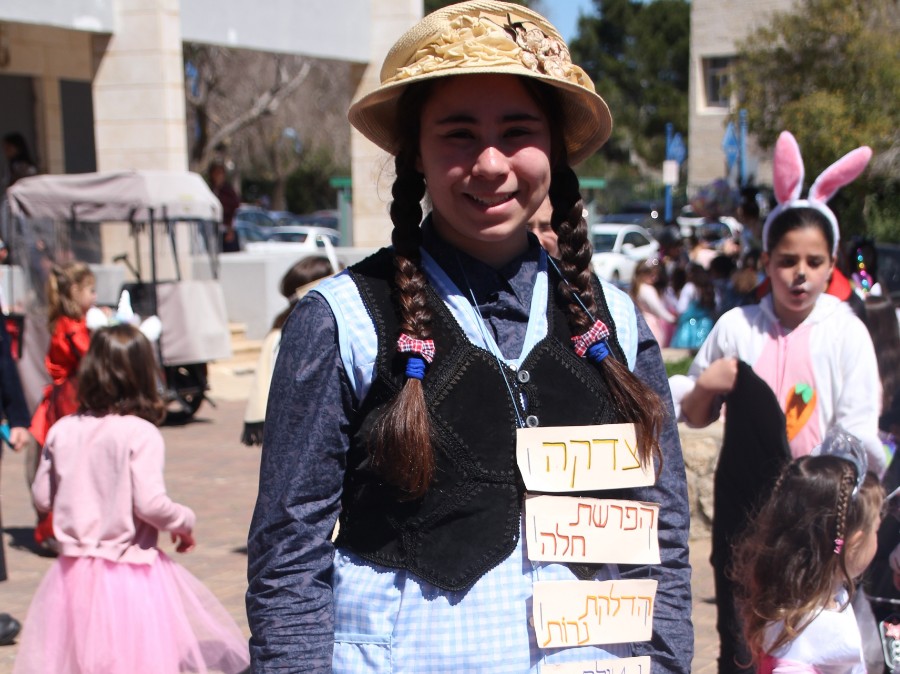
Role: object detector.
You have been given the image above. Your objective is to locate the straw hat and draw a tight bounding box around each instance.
[348,0,612,165]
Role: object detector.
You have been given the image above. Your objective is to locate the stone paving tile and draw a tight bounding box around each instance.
[0,396,718,672]
[690,535,719,674]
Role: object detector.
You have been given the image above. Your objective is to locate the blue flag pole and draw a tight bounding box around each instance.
[664,123,673,223]
[739,109,748,187]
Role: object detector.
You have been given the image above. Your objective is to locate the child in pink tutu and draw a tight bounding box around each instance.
[14,324,250,674]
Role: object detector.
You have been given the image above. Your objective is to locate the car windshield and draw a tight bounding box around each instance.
[592,233,617,253]
[269,232,308,243]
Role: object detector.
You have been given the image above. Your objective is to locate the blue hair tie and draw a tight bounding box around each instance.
[405,356,427,380]
[586,341,610,365]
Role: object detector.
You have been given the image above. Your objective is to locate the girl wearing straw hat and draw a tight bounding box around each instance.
[247,3,692,672]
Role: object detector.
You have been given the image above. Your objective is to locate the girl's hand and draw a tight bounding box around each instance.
[696,357,739,395]
[171,531,196,554]
[8,427,33,453]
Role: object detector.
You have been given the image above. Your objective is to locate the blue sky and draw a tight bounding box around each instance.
[542,0,596,43]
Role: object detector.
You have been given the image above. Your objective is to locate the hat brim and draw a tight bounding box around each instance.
[349,66,612,166]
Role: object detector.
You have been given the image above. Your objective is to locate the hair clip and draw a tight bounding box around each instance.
[397,333,435,381]
[572,320,611,364]
[812,425,868,497]
[855,248,874,294]
[834,537,844,555]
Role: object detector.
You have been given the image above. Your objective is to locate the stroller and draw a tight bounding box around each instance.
[3,170,232,422]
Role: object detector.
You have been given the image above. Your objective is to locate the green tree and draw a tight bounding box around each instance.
[570,0,690,167]
[733,0,900,238]
[284,148,343,215]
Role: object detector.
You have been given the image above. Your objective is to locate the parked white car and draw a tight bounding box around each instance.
[677,206,743,244]
[244,227,340,272]
[590,223,660,284]
[266,225,341,247]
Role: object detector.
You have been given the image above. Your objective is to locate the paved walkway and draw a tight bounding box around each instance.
[0,390,719,672]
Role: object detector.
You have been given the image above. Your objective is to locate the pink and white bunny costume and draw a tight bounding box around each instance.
[673,130,884,475]
[761,130,872,257]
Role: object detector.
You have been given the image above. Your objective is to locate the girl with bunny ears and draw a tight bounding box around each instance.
[248,2,693,672]
[676,131,881,674]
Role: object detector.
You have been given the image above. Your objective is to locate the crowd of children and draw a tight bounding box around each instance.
[628,236,759,352]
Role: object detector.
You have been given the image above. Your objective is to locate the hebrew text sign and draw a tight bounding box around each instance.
[533,579,657,648]
[517,424,654,492]
[525,495,660,564]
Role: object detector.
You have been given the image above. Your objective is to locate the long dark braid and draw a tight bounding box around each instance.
[368,90,436,498]
[549,164,664,470]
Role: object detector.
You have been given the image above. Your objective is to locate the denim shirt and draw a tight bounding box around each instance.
[246,233,693,673]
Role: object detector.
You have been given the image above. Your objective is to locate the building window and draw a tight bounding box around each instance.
[703,57,733,109]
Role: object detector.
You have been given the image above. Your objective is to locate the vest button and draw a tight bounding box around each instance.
[525,415,539,428]
[517,369,531,383]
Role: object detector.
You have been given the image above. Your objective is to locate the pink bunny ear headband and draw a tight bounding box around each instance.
[761,131,872,257]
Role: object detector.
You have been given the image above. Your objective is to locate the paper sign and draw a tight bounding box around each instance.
[533,579,657,649]
[525,495,660,564]
[543,655,652,674]
[662,159,679,186]
[516,424,654,492]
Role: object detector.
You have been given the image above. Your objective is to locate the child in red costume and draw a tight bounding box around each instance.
[30,262,96,545]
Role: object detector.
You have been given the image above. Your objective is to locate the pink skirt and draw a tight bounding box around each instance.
[13,553,250,674]
[642,312,674,348]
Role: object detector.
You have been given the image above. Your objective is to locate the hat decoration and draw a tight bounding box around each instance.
[348,1,613,164]
[762,131,872,257]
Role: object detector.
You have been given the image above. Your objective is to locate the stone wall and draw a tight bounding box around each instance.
[679,421,722,539]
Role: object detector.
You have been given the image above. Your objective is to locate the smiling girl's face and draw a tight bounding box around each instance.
[417,73,553,268]
[762,225,834,330]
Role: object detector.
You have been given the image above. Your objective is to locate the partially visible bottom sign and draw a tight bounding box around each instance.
[543,655,651,674]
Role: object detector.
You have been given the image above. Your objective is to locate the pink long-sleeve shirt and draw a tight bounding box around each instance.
[32,413,195,565]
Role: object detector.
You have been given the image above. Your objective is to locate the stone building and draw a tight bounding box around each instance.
[688,0,795,190]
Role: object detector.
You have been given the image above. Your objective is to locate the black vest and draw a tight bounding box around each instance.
[335,248,630,591]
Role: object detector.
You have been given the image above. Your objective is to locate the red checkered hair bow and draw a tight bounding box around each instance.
[397,333,436,363]
[571,320,610,357]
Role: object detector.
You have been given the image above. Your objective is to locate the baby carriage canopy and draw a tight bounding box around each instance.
[4,170,224,285]
[5,170,222,223]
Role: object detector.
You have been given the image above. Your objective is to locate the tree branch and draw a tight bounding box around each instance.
[199,60,312,168]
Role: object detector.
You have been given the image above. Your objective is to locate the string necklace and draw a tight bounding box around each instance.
[546,254,596,322]
[455,252,527,429]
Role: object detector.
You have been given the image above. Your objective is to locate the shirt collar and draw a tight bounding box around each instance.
[420,217,542,306]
